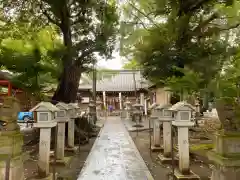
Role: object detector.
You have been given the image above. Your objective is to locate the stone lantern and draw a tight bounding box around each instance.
[124,99,132,120]
[88,100,96,125]
[30,102,59,178]
[96,98,103,117]
[169,101,200,179]
[132,102,144,127]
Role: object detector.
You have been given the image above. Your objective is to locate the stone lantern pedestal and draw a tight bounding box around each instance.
[157,104,178,163]
[65,104,77,152]
[150,104,164,152]
[0,97,24,180]
[34,122,57,178]
[55,117,69,164]
[0,131,24,180]
[151,117,162,152]
[208,131,240,180]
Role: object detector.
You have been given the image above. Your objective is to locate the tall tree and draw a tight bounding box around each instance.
[120,0,240,85]
[3,0,119,103]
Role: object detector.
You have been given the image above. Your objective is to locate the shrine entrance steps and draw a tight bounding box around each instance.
[77,117,154,180]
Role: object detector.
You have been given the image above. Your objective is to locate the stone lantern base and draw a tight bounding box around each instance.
[208,131,240,180]
[0,131,24,180]
[173,169,200,180]
[151,145,163,152]
[158,153,179,164]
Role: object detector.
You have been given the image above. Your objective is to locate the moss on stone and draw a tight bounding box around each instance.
[190,144,213,151]
[208,150,240,166]
[216,130,240,138]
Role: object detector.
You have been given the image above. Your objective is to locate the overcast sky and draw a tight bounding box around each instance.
[97,51,124,69]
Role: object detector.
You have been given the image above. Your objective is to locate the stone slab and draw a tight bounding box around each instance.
[151,145,163,152]
[174,169,200,180]
[49,156,72,166]
[65,146,78,153]
[77,117,154,180]
[158,153,178,164]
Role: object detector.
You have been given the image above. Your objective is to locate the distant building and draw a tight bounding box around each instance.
[78,70,149,110]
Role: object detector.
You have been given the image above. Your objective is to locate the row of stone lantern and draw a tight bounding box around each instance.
[123,98,145,127]
[150,101,200,180]
[30,101,80,179]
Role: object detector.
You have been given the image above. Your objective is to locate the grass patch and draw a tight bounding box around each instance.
[190,144,213,151]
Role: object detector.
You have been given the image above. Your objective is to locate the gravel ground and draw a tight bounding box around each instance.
[130,130,212,180]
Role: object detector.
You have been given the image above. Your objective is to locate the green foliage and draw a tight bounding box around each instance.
[0,24,64,97]
[3,0,119,65]
[122,59,140,69]
[163,67,203,97]
[213,52,240,104]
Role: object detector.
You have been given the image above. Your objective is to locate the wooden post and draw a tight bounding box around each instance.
[7,83,12,96]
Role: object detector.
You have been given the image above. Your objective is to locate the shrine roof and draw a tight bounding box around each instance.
[78,70,150,92]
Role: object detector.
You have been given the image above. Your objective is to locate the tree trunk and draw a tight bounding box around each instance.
[52,64,82,103]
[51,4,81,104]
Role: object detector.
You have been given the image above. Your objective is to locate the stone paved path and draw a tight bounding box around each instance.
[77,117,154,180]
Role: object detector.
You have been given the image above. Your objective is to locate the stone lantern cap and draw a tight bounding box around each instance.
[67,103,76,109]
[155,104,172,110]
[69,103,80,109]
[88,100,96,107]
[124,100,131,105]
[132,103,143,108]
[149,103,159,110]
[56,102,70,110]
[169,101,195,112]
[96,100,103,105]
[30,102,60,112]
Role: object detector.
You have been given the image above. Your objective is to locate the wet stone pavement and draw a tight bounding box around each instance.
[77,117,154,180]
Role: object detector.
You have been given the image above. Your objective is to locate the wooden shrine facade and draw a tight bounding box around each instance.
[78,70,150,110]
[96,89,148,110]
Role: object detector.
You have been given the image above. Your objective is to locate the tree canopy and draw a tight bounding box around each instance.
[120,0,240,87]
[0,23,63,99]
